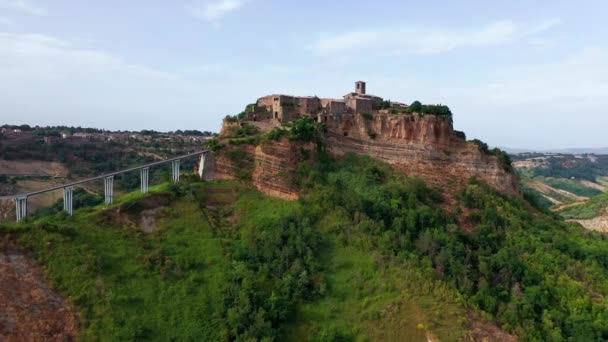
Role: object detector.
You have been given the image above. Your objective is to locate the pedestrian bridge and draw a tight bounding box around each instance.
[0,150,211,222]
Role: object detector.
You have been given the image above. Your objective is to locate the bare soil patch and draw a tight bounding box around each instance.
[0,249,78,341]
[0,160,69,177]
[567,209,608,233]
[529,181,587,203]
[580,180,606,192]
[465,312,517,341]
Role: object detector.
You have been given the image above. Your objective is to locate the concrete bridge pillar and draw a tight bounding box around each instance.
[15,196,27,222]
[172,160,180,183]
[104,176,114,204]
[63,186,74,216]
[140,167,150,193]
[197,154,205,179]
[197,152,215,181]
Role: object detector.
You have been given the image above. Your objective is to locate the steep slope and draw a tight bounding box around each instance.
[2,153,608,340]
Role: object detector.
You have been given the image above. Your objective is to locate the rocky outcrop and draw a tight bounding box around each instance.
[213,139,310,200]
[325,113,518,194]
[212,112,519,200]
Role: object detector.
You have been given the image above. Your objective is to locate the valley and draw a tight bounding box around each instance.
[512,153,608,231]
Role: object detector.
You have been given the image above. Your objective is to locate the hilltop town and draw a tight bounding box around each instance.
[215,81,517,200]
[243,81,450,128]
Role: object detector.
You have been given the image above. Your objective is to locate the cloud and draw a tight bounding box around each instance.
[0,0,47,16]
[186,0,248,24]
[398,47,608,148]
[312,18,561,56]
[0,16,11,25]
[0,32,212,130]
[0,33,177,79]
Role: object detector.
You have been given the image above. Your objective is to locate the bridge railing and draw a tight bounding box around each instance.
[0,150,209,222]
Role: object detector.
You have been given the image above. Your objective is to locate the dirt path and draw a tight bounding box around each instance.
[553,200,588,212]
[0,250,78,341]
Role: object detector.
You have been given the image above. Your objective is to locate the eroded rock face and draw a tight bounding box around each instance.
[325,114,519,194]
[213,140,307,200]
[213,113,519,200]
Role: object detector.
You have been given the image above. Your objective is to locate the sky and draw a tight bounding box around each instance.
[0,0,607,149]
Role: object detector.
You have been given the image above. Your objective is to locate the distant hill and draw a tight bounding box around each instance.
[503,147,608,155]
[511,151,608,231]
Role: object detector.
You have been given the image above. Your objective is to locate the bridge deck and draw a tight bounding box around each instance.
[0,150,208,200]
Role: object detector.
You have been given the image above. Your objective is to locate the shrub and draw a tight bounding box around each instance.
[471,139,490,154]
[224,115,238,123]
[267,128,287,141]
[289,116,318,142]
[367,129,377,139]
[235,124,260,138]
[490,148,513,172]
[360,112,373,120]
[409,100,422,112]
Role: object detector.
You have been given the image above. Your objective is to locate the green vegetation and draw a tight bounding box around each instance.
[543,178,603,198]
[454,130,466,140]
[267,127,288,141]
[533,155,608,182]
[360,112,373,121]
[224,149,254,180]
[366,129,377,139]
[559,192,608,219]
[1,183,228,340]
[3,152,608,340]
[470,139,513,172]
[285,116,326,143]
[398,101,452,119]
[520,184,555,210]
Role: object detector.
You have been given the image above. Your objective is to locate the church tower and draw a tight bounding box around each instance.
[355,81,366,95]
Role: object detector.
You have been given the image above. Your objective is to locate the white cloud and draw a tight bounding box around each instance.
[0,33,177,80]
[187,0,248,24]
[312,18,560,56]
[0,16,11,25]
[401,47,608,148]
[0,32,214,130]
[0,0,47,16]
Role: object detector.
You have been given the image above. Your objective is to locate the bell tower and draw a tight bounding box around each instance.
[355,81,366,95]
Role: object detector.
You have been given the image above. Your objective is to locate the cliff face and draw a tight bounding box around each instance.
[213,139,310,200]
[212,113,518,200]
[325,114,519,194]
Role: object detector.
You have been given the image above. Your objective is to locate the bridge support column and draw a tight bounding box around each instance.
[140,167,150,193]
[198,154,205,179]
[63,186,74,216]
[15,196,27,222]
[172,160,180,183]
[104,176,114,204]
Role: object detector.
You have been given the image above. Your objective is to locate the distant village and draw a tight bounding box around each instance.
[0,125,217,145]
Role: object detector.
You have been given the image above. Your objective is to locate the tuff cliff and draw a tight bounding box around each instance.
[212,113,518,200]
[213,125,312,200]
[325,113,519,194]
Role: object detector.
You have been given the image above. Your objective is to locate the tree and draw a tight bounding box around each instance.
[409,101,422,112]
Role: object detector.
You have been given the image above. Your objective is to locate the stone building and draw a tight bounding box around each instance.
[251,81,385,123]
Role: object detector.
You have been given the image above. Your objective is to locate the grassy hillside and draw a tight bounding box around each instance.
[559,192,608,220]
[2,154,608,340]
